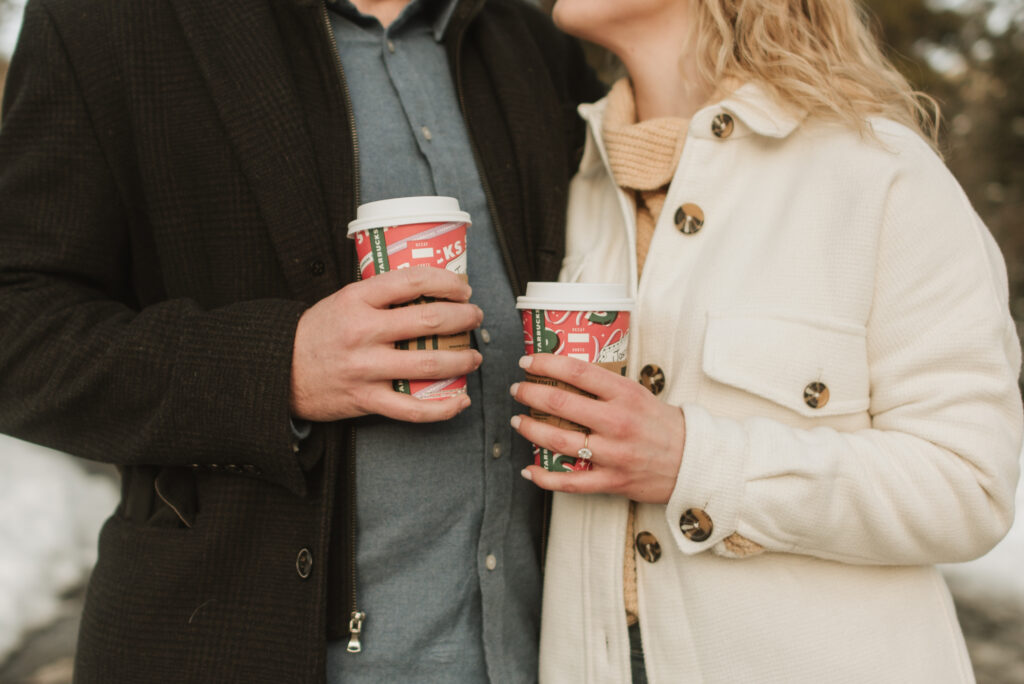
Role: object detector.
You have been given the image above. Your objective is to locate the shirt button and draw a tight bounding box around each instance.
[296,548,313,579]
[386,39,396,53]
[635,531,662,563]
[711,112,734,138]
[491,442,502,459]
[674,203,705,235]
[421,126,432,141]
[309,259,325,276]
[479,328,492,344]
[679,508,713,542]
[803,381,830,409]
[639,364,665,395]
[485,554,498,571]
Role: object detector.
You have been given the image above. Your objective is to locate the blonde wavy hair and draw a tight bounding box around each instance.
[689,0,940,148]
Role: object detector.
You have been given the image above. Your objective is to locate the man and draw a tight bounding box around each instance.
[0,0,603,681]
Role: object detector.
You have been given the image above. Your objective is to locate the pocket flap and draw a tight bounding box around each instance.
[702,313,869,418]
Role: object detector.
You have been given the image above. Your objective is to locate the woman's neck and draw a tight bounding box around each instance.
[618,43,712,122]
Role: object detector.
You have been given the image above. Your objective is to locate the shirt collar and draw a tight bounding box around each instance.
[325,0,461,40]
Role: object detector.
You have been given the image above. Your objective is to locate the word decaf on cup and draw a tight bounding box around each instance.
[348,196,472,400]
[515,282,634,471]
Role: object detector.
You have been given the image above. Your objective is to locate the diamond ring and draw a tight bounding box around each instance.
[577,432,593,460]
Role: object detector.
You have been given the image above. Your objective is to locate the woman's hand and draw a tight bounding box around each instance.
[510,354,685,504]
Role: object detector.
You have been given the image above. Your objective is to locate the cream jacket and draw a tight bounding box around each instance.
[539,85,1023,683]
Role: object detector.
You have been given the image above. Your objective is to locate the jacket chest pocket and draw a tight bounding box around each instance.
[700,313,870,419]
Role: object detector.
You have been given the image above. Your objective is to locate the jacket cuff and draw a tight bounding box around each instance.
[170,299,311,496]
[664,403,749,555]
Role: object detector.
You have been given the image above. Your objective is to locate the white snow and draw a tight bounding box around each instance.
[0,433,118,664]
[0,0,25,60]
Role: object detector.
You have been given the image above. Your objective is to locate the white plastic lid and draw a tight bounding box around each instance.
[347,196,471,236]
[516,282,634,311]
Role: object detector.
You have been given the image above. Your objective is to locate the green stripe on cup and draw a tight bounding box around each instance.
[369,227,390,274]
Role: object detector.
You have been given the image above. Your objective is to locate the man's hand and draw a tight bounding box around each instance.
[291,267,483,422]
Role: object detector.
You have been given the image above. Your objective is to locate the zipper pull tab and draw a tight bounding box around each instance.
[346,611,366,653]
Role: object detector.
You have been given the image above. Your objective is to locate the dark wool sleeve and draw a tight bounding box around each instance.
[0,0,311,496]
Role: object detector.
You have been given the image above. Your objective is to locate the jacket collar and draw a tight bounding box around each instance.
[580,81,806,143]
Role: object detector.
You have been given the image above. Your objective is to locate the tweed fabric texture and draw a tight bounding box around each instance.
[0,0,603,681]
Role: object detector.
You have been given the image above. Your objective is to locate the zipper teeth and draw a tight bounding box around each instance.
[320,2,361,209]
[347,426,358,617]
[319,0,362,625]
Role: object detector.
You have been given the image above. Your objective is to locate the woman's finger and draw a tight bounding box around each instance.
[520,464,623,496]
[510,413,609,466]
[509,378,608,433]
[518,353,641,401]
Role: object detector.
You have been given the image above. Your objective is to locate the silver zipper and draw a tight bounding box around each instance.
[346,610,367,653]
[320,1,366,652]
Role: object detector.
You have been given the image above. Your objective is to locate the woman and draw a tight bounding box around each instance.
[509,1,1023,682]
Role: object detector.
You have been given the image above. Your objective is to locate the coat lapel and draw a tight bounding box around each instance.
[170,0,341,303]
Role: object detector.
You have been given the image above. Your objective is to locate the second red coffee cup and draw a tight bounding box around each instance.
[516,282,634,471]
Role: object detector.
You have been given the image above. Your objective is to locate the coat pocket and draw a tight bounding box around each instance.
[120,465,198,529]
[701,313,870,418]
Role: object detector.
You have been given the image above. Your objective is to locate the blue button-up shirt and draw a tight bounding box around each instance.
[324,2,543,682]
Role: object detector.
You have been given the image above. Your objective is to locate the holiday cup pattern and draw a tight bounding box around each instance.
[521,308,630,471]
[353,219,470,399]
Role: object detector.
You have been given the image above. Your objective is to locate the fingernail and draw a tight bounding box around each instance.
[510,415,521,429]
[520,468,533,481]
[509,382,520,397]
[518,355,533,369]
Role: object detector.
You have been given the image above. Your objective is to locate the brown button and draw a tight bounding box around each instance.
[674,203,704,235]
[309,259,325,276]
[679,508,713,542]
[803,382,829,409]
[711,112,734,138]
[296,548,313,579]
[639,364,665,395]
[635,532,662,563]
[225,464,242,474]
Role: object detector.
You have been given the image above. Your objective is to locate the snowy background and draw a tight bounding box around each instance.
[0,435,118,666]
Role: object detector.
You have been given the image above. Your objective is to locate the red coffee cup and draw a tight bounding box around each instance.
[348,196,471,400]
[516,282,634,471]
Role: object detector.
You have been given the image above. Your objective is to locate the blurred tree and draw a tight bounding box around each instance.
[863,0,1024,327]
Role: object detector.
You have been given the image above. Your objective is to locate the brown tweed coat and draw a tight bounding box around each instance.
[0,0,602,681]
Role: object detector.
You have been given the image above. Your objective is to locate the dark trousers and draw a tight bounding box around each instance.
[629,623,648,684]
